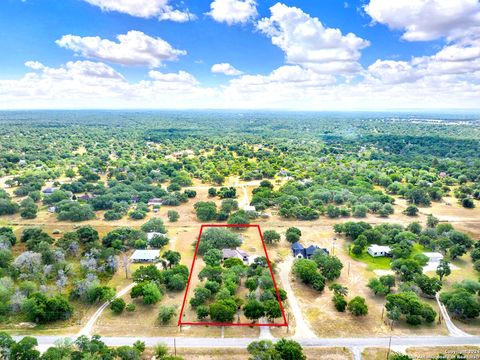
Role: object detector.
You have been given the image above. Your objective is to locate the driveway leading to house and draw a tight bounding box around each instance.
[278,255,317,339]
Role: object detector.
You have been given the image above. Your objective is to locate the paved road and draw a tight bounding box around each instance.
[18,335,480,349]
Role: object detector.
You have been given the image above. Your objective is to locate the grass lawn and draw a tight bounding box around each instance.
[349,247,392,270]
[348,243,426,271]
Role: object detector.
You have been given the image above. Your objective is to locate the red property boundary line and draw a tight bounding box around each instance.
[178,224,288,327]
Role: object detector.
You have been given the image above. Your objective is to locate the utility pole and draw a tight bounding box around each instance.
[287,311,290,333]
[174,338,177,356]
[386,335,392,359]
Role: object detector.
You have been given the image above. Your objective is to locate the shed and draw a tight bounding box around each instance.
[423,252,444,263]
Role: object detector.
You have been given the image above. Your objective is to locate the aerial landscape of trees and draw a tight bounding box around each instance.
[0,111,479,356]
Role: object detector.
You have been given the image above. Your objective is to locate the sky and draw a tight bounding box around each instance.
[0,0,479,110]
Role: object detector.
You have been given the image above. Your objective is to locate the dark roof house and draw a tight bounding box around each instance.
[291,242,329,259]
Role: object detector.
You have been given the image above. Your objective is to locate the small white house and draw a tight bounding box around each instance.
[367,244,392,257]
[130,249,160,263]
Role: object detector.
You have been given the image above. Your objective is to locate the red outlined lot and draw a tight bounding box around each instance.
[178,224,288,327]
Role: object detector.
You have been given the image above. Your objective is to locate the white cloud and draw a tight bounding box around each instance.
[367,39,480,85]
[257,3,370,74]
[208,0,257,25]
[3,38,480,110]
[83,0,195,22]
[211,63,243,75]
[56,31,186,67]
[148,70,198,85]
[365,0,480,41]
[367,60,419,84]
[0,60,215,109]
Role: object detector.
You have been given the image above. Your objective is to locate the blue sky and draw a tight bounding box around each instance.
[0,0,479,109]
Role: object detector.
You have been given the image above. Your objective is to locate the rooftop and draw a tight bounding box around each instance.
[130,249,160,261]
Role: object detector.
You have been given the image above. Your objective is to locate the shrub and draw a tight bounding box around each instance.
[347,296,368,316]
[333,294,347,312]
[110,298,126,314]
[158,306,177,324]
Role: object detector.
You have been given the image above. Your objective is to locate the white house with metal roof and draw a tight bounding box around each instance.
[130,249,160,263]
[367,244,392,257]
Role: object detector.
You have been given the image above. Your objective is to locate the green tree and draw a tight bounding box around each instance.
[110,298,126,314]
[440,287,480,319]
[167,210,180,222]
[274,339,306,360]
[332,294,347,312]
[198,227,242,255]
[142,282,163,305]
[403,205,419,216]
[391,258,423,281]
[427,214,439,228]
[203,249,223,267]
[243,299,265,321]
[194,201,217,221]
[227,210,250,225]
[386,291,437,325]
[141,218,167,233]
[347,296,368,316]
[436,260,451,281]
[414,274,442,297]
[76,225,99,244]
[264,299,282,320]
[247,340,281,360]
[329,283,348,296]
[312,252,343,281]
[285,227,301,243]
[367,278,390,296]
[163,250,181,268]
[209,300,236,322]
[263,230,281,244]
[10,336,40,360]
[196,305,210,320]
[158,305,177,324]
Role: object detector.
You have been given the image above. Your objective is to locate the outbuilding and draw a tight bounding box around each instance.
[423,252,444,263]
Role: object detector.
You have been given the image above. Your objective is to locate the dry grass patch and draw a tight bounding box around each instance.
[142,347,352,360]
[407,346,480,359]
